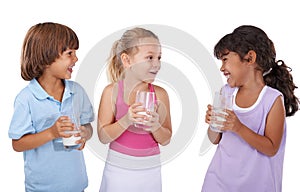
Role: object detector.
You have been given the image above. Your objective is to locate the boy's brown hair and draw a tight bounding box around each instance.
[21,22,79,80]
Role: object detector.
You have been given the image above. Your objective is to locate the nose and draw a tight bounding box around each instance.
[73,54,78,62]
[152,60,161,68]
[220,62,225,72]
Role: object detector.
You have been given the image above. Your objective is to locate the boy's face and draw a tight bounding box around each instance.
[45,49,78,80]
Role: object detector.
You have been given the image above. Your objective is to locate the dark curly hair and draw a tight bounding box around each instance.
[214,25,299,117]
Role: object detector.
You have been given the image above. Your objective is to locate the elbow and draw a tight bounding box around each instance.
[265,152,277,157]
[98,137,110,144]
[207,128,221,144]
[97,132,110,144]
[158,130,172,146]
[160,138,171,146]
[83,123,93,140]
[261,143,280,157]
[12,142,23,152]
[12,146,23,152]
[211,139,220,145]
[97,127,112,144]
[265,148,279,157]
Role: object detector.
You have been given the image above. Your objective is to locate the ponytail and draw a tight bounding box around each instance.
[107,40,124,83]
[263,60,299,116]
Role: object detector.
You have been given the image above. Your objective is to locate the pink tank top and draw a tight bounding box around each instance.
[109,81,160,157]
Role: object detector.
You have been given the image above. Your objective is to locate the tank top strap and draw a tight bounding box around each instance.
[148,83,155,92]
[117,80,124,102]
[148,83,157,104]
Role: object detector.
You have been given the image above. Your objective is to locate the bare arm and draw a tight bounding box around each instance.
[149,87,172,145]
[97,84,131,144]
[82,123,93,140]
[224,96,285,156]
[207,127,222,144]
[12,116,74,152]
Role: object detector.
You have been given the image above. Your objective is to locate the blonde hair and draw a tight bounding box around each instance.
[107,27,159,82]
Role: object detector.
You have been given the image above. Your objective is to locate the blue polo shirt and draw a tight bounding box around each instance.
[9,79,94,192]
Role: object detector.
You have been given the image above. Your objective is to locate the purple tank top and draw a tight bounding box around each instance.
[202,85,286,192]
[109,81,160,157]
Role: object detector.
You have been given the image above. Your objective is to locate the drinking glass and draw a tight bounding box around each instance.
[134,91,155,130]
[62,113,81,150]
[210,91,233,132]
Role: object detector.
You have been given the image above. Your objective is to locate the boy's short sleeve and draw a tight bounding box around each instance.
[9,96,35,139]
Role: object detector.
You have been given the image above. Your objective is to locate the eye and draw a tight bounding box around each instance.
[147,56,153,60]
[158,56,161,60]
[64,49,76,56]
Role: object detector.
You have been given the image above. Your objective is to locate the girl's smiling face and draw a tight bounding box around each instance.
[219,51,249,87]
[126,37,162,83]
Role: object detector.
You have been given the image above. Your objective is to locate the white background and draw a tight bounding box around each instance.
[1,0,299,191]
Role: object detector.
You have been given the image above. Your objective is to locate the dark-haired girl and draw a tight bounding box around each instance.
[202,25,299,192]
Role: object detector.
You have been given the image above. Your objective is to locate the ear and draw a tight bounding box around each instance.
[245,50,257,65]
[120,53,131,68]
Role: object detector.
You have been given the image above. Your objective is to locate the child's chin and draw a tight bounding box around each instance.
[64,75,72,80]
[143,78,155,83]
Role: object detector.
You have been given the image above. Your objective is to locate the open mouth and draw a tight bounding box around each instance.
[68,66,73,73]
[224,72,230,79]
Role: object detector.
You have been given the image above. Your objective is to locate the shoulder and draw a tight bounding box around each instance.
[14,83,34,103]
[101,83,119,101]
[102,83,118,94]
[263,86,284,111]
[16,86,31,97]
[265,86,283,97]
[153,84,169,102]
[153,84,168,96]
[17,79,40,99]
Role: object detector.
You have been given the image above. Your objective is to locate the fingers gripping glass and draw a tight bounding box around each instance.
[133,91,155,130]
[210,91,233,133]
[62,113,81,150]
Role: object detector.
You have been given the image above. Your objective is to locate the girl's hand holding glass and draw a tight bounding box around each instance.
[221,109,244,133]
[206,105,243,133]
[133,91,156,130]
[127,102,147,123]
[129,104,160,132]
[143,110,161,132]
[209,91,233,132]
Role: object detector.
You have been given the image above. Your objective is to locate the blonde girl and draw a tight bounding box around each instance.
[98,27,172,192]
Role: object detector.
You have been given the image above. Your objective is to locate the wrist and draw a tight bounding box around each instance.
[150,123,161,133]
[49,126,59,140]
[118,114,132,129]
[86,126,93,140]
[235,124,245,135]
